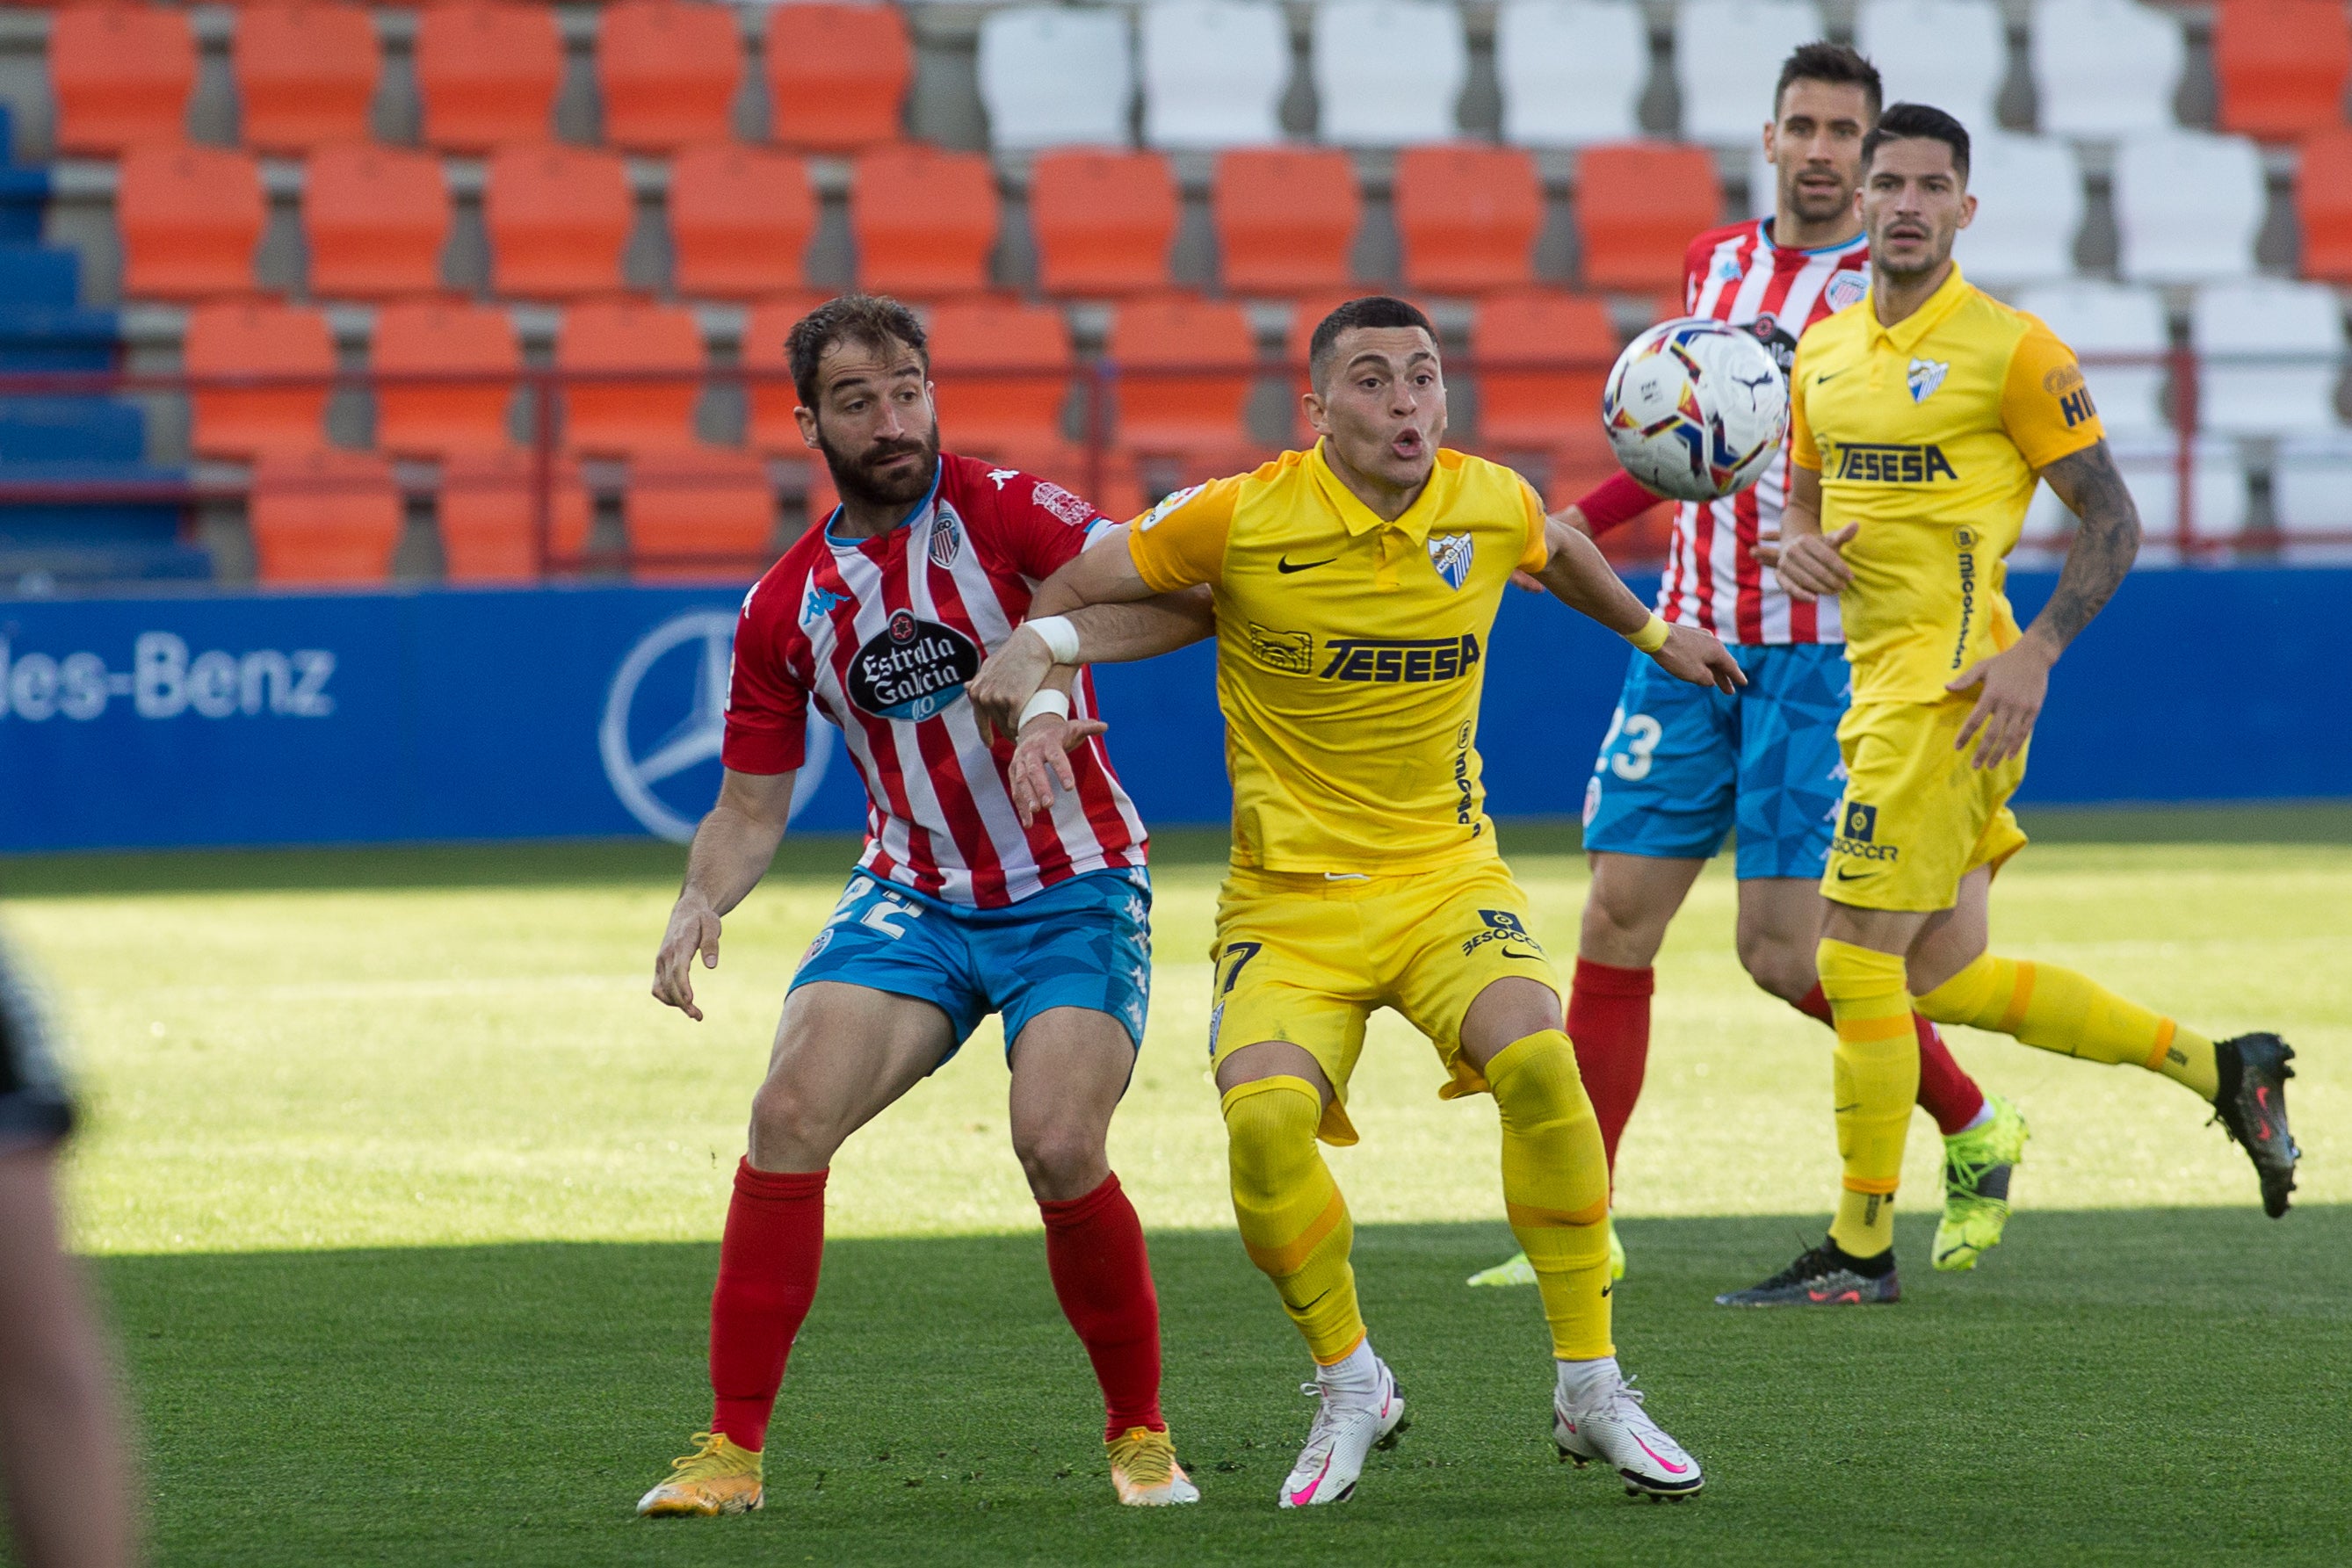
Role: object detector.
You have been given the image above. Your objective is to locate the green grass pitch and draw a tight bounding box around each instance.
[7,806,2350,1565]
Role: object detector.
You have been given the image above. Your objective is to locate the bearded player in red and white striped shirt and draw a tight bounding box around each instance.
[636,296,1214,1515]
[1473,44,2027,1296]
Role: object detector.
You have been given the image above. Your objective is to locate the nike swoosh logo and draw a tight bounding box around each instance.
[1600,1283,1612,1297]
[1288,1453,1333,1507]
[1816,370,1844,383]
[1834,1102,1861,1113]
[1277,555,1336,574]
[1833,867,1873,880]
[1631,1435,1690,1474]
[1501,948,1545,961]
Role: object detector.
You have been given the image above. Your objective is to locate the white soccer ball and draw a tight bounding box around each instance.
[1600,318,1791,502]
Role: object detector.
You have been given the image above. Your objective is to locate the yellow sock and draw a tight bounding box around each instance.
[1915,953,2218,1099]
[1485,1030,1613,1361]
[1817,939,1918,1260]
[1221,1076,1364,1363]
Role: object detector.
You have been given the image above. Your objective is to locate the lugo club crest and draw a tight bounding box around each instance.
[847,608,981,722]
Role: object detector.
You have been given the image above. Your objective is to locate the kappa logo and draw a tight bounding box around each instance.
[1824,271,1869,312]
[1428,531,1474,589]
[1907,358,1950,402]
[986,467,1018,489]
[801,582,850,626]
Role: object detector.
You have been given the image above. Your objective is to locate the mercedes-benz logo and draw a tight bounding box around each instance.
[600,609,834,842]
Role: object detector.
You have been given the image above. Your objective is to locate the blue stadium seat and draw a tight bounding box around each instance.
[0,105,45,247]
[0,248,117,372]
[0,398,148,465]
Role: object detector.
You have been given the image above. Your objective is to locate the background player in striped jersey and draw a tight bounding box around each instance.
[1471,44,2024,1293]
[634,296,1215,1517]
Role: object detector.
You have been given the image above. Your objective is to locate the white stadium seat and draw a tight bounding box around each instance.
[977,6,1136,151]
[2271,433,2352,557]
[2189,278,2345,437]
[1496,0,1647,148]
[1748,145,1775,219]
[1312,0,1467,145]
[1856,0,2007,131]
[2030,0,2184,138]
[2023,435,2244,552]
[1954,133,2082,287]
[1674,0,1824,145]
[2113,131,2265,284]
[2014,280,2171,437]
[1140,0,1289,150]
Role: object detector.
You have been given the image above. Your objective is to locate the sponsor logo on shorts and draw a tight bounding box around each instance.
[1319,633,1481,683]
[1461,907,1544,959]
[1833,443,1958,484]
[1841,802,1877,842]
[1832,801,1900,862]
[1583,775,1602,827]
[1248,623,1314,674]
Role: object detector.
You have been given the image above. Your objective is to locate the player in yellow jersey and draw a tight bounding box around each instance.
[1718,105,2300,1308]
[970,298,1743,1505]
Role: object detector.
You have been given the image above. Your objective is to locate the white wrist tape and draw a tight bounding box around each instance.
[1018,689,1072,727]
[1026,615,1082,664]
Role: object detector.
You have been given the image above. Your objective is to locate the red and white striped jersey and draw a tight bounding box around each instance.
[723,452,1147,908]
[1658,219,1871,645]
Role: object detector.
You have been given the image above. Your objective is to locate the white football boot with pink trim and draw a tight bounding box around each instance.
[1552,1369,1704,1500]
[1276,1357,1407,1507]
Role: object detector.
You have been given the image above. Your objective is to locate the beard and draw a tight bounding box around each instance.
[817,422,940,510]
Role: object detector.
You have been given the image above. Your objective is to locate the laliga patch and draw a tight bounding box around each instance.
[1428,531,1474,589]
[1824,271,1868,312]
[1907,358,1950,403]
[1134,484,1202,531]
[846,608,981,722]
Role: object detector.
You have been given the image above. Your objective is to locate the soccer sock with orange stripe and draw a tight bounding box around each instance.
[1221,1076,1364,1364]
[1487,1030,1614,1361]
[1816,940,1920,1261]
[1915,953,2219,1099]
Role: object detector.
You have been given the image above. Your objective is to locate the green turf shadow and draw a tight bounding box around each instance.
[93,1209,2352,1567]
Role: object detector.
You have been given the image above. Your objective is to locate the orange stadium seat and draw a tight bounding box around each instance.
[372,300,520,456]
[851,145,999,296]
[50,5,194,155]
[249,450,402,583]
[414,1,564,152]
[183,300,337,459]
[234,2,380,154]
[1470,288,1617,452]
[1213,148,1361,295]
[2296,128,2352,280]
[304,145,450,299]
[926,297,1073,451]
[559,298,705,455]
[1394,146,1543,293]
[1576,142,1720,293]
[485,145,633,300]
[626,449,776,579]
[2215,0,2352,141]
[669,145,816,299]
[742,290,830,452]
[118,147,264,300]
[766,3,912,151]
[598,0,744,153]
[438,450,591,582]
[1031,150,1178,295]
[1108,294,1257,460]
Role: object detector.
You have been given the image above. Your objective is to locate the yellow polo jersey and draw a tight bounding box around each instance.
[1128,442,1551,874]
[1790,264,2104,704]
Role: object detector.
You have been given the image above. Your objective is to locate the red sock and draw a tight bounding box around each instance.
[1792,984,1988,1137]
[1038,1173,1165,1441]
[708,1159,827,1452]
[1568,957,1654,1175]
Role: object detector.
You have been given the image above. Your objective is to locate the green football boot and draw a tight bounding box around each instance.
[1466,1218,1625,1287]
[1933,1094,2029,1271]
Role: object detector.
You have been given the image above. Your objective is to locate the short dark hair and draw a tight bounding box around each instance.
[785,293,928,406]
[1775,41,1883,120]
[1306,295,1438,391]
[1862,102,1972,183]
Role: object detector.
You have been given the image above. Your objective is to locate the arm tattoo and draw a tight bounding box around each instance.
[2031,441,2141,650]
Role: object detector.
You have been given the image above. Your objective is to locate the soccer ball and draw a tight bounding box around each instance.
[1600,318,1791,502]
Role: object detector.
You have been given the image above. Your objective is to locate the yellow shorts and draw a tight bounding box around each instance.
[1822,695,2030,914]
[1207,855,1563,1145]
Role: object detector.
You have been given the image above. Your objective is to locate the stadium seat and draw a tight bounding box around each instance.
[303,144,450,300]
[1950,134,2082,287]
[484,145,633,300]
[1107,293,1257,459]
[1312,0,1467,145]
[2023,433,2242,546]
[1674,0,1823,144]
[2030,0,2185,138]
[925,298,1074,451]
[625,448,776,580]
[233,2,380,154]
[438,449,593,581]
[183,300,336,459]
[977,6,1136,150]
[2295,128,2352,282]
[372,299,520,456]
[1470,287,1616,451]
[2189,278,2345,436]
[248,450,403,584]
[766,4,911,151]
[1214,148,1361,295]
[850,145,999,296]
[1575,142,1719,293]
[742,290,829,453]
[2014,280,2171,437]
[1393,146,1543,293]
[2269,432,2352,550]
[1140,0,1288,150]
[558,299,706,455]
[2112,132,2265,284]
[597,0,744,153]
[116,146,264,300]
[669,144,815,300]
[1495,0,1646,148]
[2214,0,2352,141]
[49,4,194,155]
[414,1,563,153]
[1031,150,1178,295]
[1854,0,2006,132]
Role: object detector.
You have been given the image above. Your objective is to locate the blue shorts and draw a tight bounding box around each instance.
[1580,641,1851,880]
[788,866,1152,1061]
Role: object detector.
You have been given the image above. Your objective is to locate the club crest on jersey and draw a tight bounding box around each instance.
[1825,271,1868,312]
[928,510,963,568]
[847,608,982,723]
[1907,358,1950,402]
[1428,532,1474,589]
[802,582,849,625]
[1031,481,1094,528]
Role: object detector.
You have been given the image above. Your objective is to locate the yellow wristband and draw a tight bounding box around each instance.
[1625,613,1670,654]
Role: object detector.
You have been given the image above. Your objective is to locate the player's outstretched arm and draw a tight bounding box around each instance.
[1948,438,2141,768]
[653,766,799,1022]
[1531,516,1745,694]
[968,525,1183,736]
